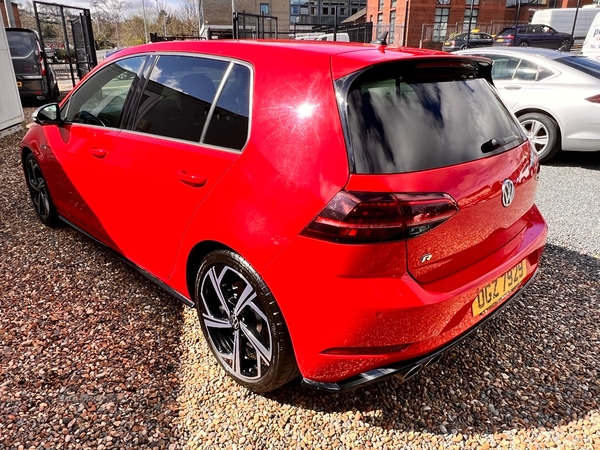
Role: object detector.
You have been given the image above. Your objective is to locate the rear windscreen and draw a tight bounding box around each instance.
[339,61,525,174]
[556,55,600,80]
[7,30,40,75]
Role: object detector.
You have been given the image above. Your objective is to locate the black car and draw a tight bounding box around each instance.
[442,32,494,52]
[6,28,59,103]
[493,24,573,51]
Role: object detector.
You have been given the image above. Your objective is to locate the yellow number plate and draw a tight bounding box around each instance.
[17,81,22,87]
[472,260,527,317]
[496,38,504,42]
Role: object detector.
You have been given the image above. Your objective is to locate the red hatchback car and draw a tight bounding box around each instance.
[21,40,547,393]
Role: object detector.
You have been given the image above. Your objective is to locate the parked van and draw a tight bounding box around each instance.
[582,11,600,57]
[6,28,59,102]
[531,6,600,39]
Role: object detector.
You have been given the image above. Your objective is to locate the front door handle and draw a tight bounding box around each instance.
[504,85,522,90]
[89,148,108,158]
[177,170,208,188]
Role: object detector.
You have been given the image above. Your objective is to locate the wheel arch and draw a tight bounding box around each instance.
[185,240,236,304]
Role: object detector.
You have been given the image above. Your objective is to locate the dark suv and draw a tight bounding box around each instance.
[6,28,59,102]
[493,24,573,51]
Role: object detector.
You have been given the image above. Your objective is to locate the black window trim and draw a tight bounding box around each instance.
[125,51,254,153]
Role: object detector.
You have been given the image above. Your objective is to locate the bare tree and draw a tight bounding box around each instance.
[92,0,131,47]
[175,0,200,36]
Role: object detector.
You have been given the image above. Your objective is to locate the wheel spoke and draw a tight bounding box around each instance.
[202,314,232,330]
[240,322,272,365]
[206,266,231,316]
[233,283,257,316]
[530,121,543,137]
[27,160,40,192]
[232,329,242,374]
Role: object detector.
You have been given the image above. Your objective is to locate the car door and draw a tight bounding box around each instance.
[88,54,251,280]
[479,54,537,108]
[43,56,146,247]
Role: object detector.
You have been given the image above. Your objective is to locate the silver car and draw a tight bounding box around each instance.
[456,47,600,161]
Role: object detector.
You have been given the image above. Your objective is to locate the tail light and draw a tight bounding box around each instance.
[301,191,459,244]
[36,41,46,76]
[585,94,600,104]
[450,40,456,46]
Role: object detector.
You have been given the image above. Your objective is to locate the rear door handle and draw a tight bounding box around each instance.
[89,148,108,158]
[504,85,522,90]
[177,170,208,188]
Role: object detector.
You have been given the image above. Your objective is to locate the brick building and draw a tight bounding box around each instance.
[201,0,290,37]
[366,0,594,49]
[1,0,21,27]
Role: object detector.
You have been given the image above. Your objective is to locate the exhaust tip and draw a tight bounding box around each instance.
[395,364,422,383]
[424,354,443,368]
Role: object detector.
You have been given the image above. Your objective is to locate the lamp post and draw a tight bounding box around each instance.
[141,0,148,43]
[571,0,581,40]
[513,0,522,45]
[465,0,475,48]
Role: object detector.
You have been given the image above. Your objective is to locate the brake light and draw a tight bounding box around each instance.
[585,94,600,103]
[301,191,459,243]
[36,42,46,76]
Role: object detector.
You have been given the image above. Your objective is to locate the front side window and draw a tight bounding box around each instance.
[339,61,525,174]
[63,56,145,128]
[132,55,251,150]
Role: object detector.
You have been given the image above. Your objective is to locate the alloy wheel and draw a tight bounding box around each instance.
[199,263,273,381]
[26,156,52,222]
[521,118,549,154]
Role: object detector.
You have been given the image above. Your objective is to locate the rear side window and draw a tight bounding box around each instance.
[339,60,525,174]
[132,55,251,150]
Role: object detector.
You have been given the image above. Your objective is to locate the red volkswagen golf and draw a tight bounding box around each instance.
[21,40,547,393]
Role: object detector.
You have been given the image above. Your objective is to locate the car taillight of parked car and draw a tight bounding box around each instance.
[301,191,459,243]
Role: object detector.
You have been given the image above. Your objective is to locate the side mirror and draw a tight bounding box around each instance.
[32,103,62,125]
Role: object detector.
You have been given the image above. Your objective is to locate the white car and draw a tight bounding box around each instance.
[456,47,600,161]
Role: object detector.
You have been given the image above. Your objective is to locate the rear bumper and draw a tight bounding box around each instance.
[302,271,535,392]
[264,205,547,385]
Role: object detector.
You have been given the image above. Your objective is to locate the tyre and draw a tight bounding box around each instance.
[558,39,571,51]
[519,112,560,162]
[460,44,469,50]
[195,249,299,393]
[24,152,59,227]
[518,40,529,47]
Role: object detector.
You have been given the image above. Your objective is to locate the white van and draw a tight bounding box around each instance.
[531,6,600,39]
[295,33,350,42]
[582,11,600,57]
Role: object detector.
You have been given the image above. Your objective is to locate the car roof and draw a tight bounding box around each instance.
[108,40,469,79]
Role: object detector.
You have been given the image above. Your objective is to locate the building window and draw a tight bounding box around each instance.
[391,0,397,7]
[437,0,451,4]
[433,7,450,42]
[463,8,479,32]
[466,0,479,5]
[379,0,384,11]
[389,10,396,45]
[260,3,269,15]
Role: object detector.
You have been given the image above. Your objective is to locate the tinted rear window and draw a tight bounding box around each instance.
[555,55,600,80]
[7,30,39,75]
[340,61,525,174]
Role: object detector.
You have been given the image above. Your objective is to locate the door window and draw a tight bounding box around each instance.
[132,55,251,151]
[132,55,228,143]
[62,57,145,128]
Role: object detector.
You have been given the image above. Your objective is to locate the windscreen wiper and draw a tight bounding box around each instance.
[481,135,520,153]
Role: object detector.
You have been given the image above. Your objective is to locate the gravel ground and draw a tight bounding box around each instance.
[1,110,599,449]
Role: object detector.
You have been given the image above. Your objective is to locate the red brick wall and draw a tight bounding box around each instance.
[1,1,21,28]
[367,0,595,49]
